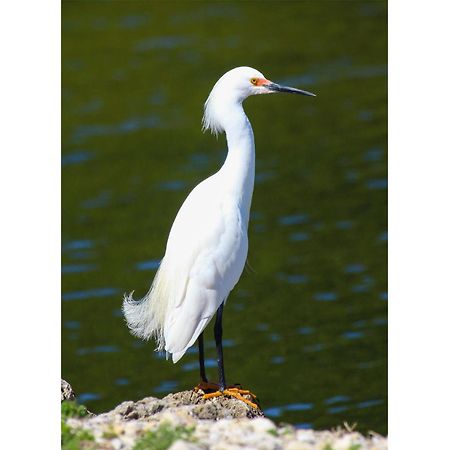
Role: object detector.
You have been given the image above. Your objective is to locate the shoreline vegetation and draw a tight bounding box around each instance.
[61,379,387,450]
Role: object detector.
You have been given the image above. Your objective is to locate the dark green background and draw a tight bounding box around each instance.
[62,0,387,434]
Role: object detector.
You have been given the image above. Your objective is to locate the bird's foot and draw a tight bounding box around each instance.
[222,387,260,409]
[195,382,260,409]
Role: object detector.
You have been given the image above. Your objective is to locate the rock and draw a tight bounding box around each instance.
[61,378,75,401]
[105,390,263,422]
[284,442,311,450]
[111,397,164,420]
[168,440,202,450]
[62,387,388,450]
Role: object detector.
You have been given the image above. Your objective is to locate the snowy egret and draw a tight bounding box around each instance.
[123,66,315,406]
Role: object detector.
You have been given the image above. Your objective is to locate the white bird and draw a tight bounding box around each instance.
[123,66,315,404]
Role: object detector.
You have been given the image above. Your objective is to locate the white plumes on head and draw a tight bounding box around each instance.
[202,66,266,136]
[202,88,224,136]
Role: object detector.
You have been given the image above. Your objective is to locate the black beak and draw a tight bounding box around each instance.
[265,82,316,97]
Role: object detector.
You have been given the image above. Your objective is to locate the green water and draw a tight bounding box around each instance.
[62,0,387,434]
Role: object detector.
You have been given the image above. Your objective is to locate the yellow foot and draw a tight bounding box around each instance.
[222,388,260,409]
[195,383,260,409]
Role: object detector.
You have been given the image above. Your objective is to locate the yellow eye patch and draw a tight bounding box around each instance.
[250,78,258,85]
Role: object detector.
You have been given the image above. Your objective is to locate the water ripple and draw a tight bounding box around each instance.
[63,287,119,302]
[187,152,211,170]
[336,220,354,230]
[351,275,375,293]
[255,171,275,184]
[204,339,234,349]
[280,63,386,88]
[120,14,149,29]
[77,345,120,356]
[277,273,309,284]
[135,36,193,52]
[78,98,103,114]
[364,147,384,162]
[62,263,97,274]
[344,263,366,274]
[72,115,161,143]
[67,250,95,260]
[327,405,349,414]
[157,180,187,191]
[231,302,245,312]
[62,150,94,166]
[270,333,281,342]
[63,239,94,252]
[357,361,382,369]
[366,178,388,190]
[352,320,367,328]
[324,395,351,405]
[358,110,374,122]
[82,191,112,209]
[64,320,81,330]
[303,343,325,353]
[357,399,384,409]
[278,213,310,226]
[153,380,179,393]
[265,402,314,418]
[182,358,215,372]
[313,292,337,302]
[271,356,285,365]
[78,392,102,403]
[136,259,160,271]
[373,317,387,326]
[342,331,365,340]
[378,231,388,242]
[289,232,310,242]
[297,326,314,335]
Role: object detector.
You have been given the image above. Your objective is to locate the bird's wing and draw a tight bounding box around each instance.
[161,176,248,360]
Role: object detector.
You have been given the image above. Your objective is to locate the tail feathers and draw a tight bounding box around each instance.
[122,260,168,351]
[122,292,162,349]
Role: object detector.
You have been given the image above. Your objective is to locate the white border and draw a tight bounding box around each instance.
[0,0,60,447]
[390,1,450,448]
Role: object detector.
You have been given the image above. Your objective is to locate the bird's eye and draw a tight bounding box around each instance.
[250,78,258,85]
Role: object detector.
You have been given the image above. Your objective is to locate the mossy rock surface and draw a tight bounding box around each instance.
[61,381,387,450]
[110,389,263,421]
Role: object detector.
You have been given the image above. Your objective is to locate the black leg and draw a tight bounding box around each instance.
[214,302,226,391]
[198,332,208,383]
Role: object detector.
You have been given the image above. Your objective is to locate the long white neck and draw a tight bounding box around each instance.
[218,102,255,225]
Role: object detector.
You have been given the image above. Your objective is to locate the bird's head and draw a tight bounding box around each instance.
[202,66,315,135]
